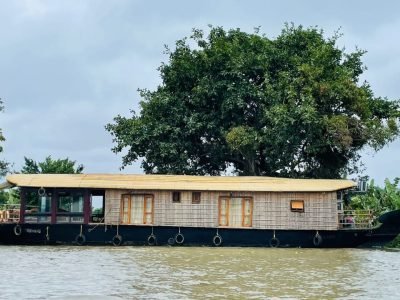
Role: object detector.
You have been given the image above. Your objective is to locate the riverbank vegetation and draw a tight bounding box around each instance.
[349,178,400,248]
[350,178,400,217]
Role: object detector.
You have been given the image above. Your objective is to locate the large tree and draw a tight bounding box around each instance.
[106,25,400,178]
[21,156,84,174]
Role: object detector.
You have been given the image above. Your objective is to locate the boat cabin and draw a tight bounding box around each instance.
[1,174,366,230]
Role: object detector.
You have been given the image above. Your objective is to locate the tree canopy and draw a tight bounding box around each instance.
[21,156,84,174]
[106,25,400,178]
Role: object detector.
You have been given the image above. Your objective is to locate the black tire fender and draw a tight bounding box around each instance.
[175,233,184,245]
[147,234,157,246]
[112,234,123,246]
[167,237,175,246]
[313,234,323,247]
[75,234,86,246]
[213,234,223,247]
[13,224,22,236]
[269,237,280,248]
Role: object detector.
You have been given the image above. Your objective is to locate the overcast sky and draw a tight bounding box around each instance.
[0,0,399,185]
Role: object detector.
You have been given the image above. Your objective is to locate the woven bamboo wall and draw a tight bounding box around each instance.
[104,190,338,230]
[252,192,337,230]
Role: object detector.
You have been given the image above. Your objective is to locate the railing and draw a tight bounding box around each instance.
[90,213,105,223]
[24,205,51,223]
[55,214,84,223]
[0,204,21,223]
[338,210,373,229]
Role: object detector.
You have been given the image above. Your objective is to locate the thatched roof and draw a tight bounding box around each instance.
[2,174,356,192]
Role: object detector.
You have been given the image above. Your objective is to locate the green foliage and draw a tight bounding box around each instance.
[0,189,19,208]
[350,178,400,217]
[0,190,8,205]
[21,156,84,174]
[107,25,400,177]
[92,207,103,215]
[226,126,260,175]
[0,99,9,176]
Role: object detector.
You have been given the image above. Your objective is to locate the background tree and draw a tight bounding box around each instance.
[107,25,400,178]
[0,189,19,207]
[21,156,84,174]
[1,156,84,207]
[0,99,9,176]
[18,156,84,207]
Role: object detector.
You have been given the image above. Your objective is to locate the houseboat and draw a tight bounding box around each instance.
[0,174,398,247]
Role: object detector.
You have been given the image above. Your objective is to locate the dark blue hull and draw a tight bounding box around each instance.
[0,223,391,248]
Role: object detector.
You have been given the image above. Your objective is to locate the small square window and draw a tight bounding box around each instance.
[290,200,304,212]
[192,192,201,204]
[172,192,181,203]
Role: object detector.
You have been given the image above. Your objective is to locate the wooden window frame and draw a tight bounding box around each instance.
[192,192,201,204]
[290,200,305,213]
[218,197,230,226]
[241,197,253,227]
[143,195,154,224]
[120,194,154,225]
[218,196,253,227]
[172,191,181,203]
[120,194,131,224]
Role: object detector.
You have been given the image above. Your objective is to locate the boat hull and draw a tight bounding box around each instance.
[0,223,388,248]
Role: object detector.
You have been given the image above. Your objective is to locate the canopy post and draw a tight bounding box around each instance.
[83,189,90,224]
[19,188,26,224]
[51,189,57,224]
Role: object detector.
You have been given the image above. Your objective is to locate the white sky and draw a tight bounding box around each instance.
[0,0,399,185]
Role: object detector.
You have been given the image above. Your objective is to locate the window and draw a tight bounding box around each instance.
[120,194,154,225]
[58,192,83,213]
[218,197,253,227]
[219,197,229,226]
[337,191,343,211]
[229,198,242,227]
[90,191,105,223]
[57,191,84,223]
[172,192,181,203]
[192,192,201,204]
[242,197,252,226]
[121,195,130,224]
[25,191,52,213]
[24,190,52,223]
[290,200,304,212]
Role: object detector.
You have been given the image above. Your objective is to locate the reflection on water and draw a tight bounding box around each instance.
[0,246,399,299]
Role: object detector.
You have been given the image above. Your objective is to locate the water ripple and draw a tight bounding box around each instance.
[0,246,399,299]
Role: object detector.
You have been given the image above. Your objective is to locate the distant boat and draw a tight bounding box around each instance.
[0,174,398,247]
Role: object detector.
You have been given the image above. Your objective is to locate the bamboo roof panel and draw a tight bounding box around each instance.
[3,174,356,192]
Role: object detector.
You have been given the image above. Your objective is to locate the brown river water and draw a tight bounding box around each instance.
[0,246,399,299]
